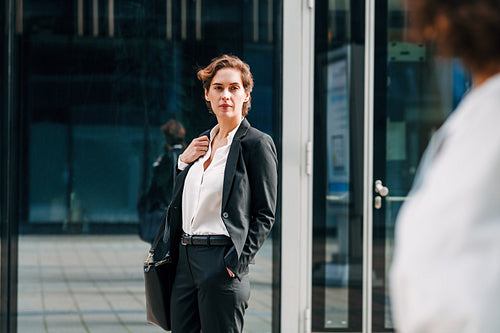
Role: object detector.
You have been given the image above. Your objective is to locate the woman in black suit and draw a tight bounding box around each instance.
[166,54,278,333]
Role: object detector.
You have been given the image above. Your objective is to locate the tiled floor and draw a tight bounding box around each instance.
[18,235,273,333]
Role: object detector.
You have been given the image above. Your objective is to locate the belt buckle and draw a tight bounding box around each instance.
[181,234,191,246]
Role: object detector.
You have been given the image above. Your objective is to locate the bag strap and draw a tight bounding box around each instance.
[170,149,179,192]
[149,209,168,254]
[149,147,181,257]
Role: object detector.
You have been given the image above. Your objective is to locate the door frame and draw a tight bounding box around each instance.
[281,1,315,333]
[362,0,376,332]
[281,0,377,332]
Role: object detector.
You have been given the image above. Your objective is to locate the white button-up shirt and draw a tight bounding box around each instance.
[390,73,500,333]
[178,122,242,236]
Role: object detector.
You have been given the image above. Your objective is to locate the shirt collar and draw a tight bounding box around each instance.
[209,118,244,146]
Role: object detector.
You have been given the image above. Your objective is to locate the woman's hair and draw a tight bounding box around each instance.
[197,54,254,116]
[408,0,500,73]
[161,119,186,151]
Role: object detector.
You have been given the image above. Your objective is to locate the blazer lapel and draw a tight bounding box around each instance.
[222,118,250,210]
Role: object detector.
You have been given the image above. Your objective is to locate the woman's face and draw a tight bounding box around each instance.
[205,68,249,122]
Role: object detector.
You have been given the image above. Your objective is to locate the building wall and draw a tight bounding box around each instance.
[1,1,470,332]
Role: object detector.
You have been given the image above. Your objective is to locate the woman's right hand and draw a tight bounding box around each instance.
[179,136,210,164]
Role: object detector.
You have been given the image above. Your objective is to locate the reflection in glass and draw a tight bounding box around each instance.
[16,0,281,331]
[313,0,365,331]
[324,49,351,329]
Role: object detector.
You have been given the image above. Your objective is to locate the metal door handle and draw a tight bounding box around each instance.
[374,180,389,197]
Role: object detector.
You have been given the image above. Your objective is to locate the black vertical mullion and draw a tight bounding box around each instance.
[2,0,19,331]
[272,1,283,332]
[347,44,365,332]
[0,0,5,328]
[312,0,328,329]
[347,0,365,329]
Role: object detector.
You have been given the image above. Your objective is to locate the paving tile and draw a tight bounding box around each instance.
[44,314,88,333]
[17,315,46,333]
[83,313,143,333]
[19,235,275,332]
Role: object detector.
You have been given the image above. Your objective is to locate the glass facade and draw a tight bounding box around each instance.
[2,0,475,332]
[20,0,279,232]
[371,0,470,331]
[312,0,365,330]
[6,0,282,332]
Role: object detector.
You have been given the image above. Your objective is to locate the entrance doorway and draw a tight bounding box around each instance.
[311,0,470,332]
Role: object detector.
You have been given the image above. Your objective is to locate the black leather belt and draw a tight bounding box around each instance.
[181,234,232,246]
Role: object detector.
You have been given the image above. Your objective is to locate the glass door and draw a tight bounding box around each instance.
[370,0,471,331]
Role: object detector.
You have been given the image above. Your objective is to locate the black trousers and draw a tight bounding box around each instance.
[170,242,250,333]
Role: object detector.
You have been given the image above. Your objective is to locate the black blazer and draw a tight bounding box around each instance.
[165,118,278,277]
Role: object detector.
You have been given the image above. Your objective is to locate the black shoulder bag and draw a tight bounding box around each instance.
[144,210,175,331]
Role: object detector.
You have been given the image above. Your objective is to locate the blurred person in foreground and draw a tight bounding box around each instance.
[166,55,278,333]
[390,1,500,332]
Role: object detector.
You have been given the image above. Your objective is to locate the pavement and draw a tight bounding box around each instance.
[18,235,274,333]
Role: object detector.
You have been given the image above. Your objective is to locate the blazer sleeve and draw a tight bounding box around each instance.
[236,134,278,274]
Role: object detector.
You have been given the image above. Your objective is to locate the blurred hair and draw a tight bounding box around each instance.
[197,54,254,116]
[408,0,500,73]
[161,119,186,150]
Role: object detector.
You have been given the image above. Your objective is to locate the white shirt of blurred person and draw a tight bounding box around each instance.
[390,1,500,332]
[390,73,500,333]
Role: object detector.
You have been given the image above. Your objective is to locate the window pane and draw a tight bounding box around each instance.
[17,0,281,331]
[312,0,365,330]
